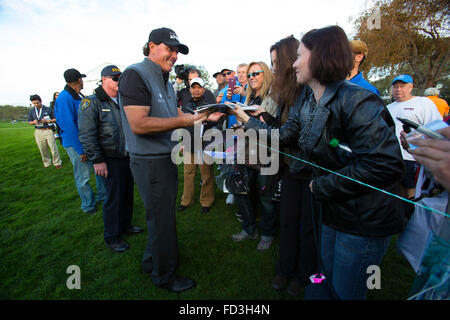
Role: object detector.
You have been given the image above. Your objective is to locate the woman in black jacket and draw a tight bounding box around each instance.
[231,26,406,299]
[264,36,316,296]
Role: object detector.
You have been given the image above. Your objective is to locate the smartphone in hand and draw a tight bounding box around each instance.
[228,77,236,93]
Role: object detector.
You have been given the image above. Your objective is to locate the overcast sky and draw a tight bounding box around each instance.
[0,0,374,106]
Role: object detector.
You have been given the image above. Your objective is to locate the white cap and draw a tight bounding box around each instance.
[190,77,204,87]
[424,87,440,96]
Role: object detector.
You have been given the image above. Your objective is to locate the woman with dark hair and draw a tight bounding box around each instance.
[231,26,406,299]
[262,36,316,296]
[49,92,59,112]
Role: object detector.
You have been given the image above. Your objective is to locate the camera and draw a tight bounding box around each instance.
[174,64,192,82]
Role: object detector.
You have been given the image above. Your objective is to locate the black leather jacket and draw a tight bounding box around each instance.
[78,86,127,163]
[265,86,312,177]
[246,80,406,237]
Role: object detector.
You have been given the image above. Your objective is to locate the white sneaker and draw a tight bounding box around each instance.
[257,239,273,251]
[226,194,235,205]
[232,230,258,242]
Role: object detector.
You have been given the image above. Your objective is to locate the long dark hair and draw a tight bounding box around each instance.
[270,36,303,108]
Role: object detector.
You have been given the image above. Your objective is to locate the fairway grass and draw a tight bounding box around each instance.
[0,122,416,300]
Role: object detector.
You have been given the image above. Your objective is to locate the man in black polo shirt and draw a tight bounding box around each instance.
[118,27,205,293]
[28,94,62,169]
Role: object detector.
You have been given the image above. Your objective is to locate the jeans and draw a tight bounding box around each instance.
[235,167,277,239]
[320,224,391,299]
[65,147,108,212]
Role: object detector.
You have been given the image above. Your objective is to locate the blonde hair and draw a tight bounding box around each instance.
[245,61,273,104]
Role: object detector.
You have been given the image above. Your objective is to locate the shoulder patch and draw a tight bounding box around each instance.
[80,99,91,111]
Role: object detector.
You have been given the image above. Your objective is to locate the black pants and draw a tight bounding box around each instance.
[275,167,317,284]
[130,157,179,285]
[103,157,134,243]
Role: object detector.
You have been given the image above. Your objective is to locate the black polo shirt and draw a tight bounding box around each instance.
[119,69,172,107]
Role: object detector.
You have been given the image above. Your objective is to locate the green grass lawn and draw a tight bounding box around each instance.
[0,121,416,300]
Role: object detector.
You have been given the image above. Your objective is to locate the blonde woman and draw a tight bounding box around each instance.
[245,61,277,117]
[230,61,278,251]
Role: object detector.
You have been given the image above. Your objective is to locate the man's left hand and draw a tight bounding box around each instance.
[233,85,245,96]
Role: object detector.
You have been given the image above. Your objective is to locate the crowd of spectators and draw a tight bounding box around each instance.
[28,25,449,299]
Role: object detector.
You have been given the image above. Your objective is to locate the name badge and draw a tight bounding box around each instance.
[102,109,111,112]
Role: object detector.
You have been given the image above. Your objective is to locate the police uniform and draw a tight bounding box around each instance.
[78,80,135,247]
[27,104,62,168]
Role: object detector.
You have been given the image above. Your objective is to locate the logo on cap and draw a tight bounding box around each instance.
[169,32,178,41]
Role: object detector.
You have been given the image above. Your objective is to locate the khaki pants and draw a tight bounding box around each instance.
[34,128,62,167]
[181,152,215,207]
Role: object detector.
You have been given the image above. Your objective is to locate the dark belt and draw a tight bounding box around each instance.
[36,127,52,130]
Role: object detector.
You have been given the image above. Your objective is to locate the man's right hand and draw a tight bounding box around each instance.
[226,87,233,100]
[80,154,88,162]
[93,162,108,178]
[179,111,207,127]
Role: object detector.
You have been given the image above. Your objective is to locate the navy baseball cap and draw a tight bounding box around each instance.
[148,27,189,55]
[391,74,413,86]
[213,72,222,78]
[220,68,233,74]
[101,65,122,77]
[64,68,86,83]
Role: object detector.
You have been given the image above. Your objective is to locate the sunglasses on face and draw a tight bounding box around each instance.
[222,71,232,76]
[248,71,264,78]
[106,76,120,82]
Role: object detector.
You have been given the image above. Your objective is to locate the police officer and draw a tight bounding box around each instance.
[78,65,142,253]
[119,27,205,292]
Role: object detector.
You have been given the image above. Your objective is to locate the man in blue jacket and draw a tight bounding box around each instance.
[220,65,248,128]
[55,68,107,214]
[347,40,380,95]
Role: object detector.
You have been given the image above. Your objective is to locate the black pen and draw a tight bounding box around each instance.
[396,117,447,140]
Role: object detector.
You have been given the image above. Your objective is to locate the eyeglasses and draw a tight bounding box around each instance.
[222,71,232,76]
[106,76,120,82]
[247,71,264,78]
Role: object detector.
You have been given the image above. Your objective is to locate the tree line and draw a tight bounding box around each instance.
[0,105,31,122]
[353,0,449,96]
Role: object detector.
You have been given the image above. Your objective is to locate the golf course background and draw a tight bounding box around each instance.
[0,121,416,299]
